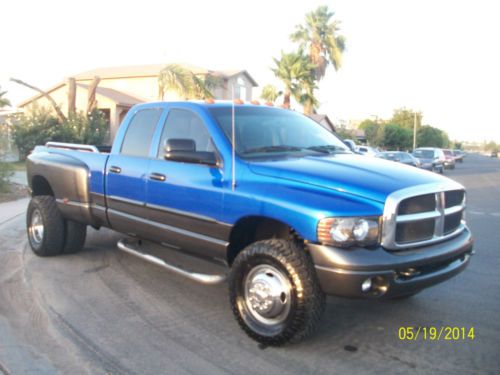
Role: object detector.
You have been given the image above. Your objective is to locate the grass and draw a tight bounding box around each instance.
[7,161,26,171]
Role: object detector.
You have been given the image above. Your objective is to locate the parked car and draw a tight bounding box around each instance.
[453,149,465,163]
[442,149,456,169]
[356,145,380,157]
[342,139,358,153]
[376,151,421,167]
[25,102,473,346]
[412,147,445,173]
[491,150,498,158]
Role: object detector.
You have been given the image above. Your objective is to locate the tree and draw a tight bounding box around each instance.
[417,125,448,148]
[390,108,422,130]
[290,5,346,81]
[296,78,318,115]
[359,119,382,146]
[272,50,316,109]
[0,86,11,108]
[260,84,282,103]
[10,78,67,122]
[12,105,108,160]
[158,64,216,100]
[335,126,354,140]
[381,124,413,150]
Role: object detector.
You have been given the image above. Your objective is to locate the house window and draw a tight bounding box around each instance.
[236,77,246,100]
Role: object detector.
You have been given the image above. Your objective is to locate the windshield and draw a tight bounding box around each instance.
[208,106,350,157]
[413,149,434,159]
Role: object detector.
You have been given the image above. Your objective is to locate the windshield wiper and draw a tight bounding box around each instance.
[242,145,304,154]
[306,145,348,154]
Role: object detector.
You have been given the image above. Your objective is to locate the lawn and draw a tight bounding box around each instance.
[8,161,26,171]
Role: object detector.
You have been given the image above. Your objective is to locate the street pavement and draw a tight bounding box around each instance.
[0,154,499,374]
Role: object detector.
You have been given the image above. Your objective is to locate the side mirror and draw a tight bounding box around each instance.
[164,138,217,166]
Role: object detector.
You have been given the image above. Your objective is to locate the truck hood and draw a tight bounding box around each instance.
[248,154,449,203]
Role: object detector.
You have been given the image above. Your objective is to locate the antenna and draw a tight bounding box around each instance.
[231,85,236,191]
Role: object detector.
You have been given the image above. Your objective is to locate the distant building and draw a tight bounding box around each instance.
[17,64,258,141]
[307,114,336,132]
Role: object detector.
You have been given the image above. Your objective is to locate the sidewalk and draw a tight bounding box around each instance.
[0,198,29,226]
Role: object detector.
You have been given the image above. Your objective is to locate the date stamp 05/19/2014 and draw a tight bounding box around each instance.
[398,326,475,341]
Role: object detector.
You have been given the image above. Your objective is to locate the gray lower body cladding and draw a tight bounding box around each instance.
[307,228,473,298]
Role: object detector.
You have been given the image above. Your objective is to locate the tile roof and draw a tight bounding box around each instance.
[77,84,145,106]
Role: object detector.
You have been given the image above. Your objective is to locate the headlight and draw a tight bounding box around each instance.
[317,217,380,247]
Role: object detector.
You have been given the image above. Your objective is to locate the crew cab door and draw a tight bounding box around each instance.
[145,108,228,260]
[106,107,163,236]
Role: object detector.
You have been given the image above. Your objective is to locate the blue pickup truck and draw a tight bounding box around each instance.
[26,101,473,345]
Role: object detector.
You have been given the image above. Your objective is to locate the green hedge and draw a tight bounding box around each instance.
[12,106,108,160]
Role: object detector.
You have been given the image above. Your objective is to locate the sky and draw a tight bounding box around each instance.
[1,0,499,143]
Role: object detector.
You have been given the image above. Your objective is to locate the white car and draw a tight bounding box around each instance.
[356,146,380,157]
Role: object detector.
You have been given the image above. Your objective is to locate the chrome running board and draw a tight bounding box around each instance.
[117,238,227,285]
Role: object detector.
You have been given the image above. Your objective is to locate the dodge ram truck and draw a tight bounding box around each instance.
[26,101,474,346]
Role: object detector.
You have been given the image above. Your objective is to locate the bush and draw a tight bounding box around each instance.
[12,106,109,160]
[0,158,14,193]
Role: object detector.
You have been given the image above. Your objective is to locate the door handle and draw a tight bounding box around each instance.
[109,166,122,174]
[149,172,166,182]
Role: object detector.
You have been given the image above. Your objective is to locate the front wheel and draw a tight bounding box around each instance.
[229,239,325,346]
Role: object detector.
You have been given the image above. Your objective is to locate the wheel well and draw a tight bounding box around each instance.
[227,216,301,265]
[31,176,54,196]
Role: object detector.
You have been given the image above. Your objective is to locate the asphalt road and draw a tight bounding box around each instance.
[0,154,499,374]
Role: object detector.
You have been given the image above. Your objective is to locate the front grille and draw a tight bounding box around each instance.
[445,190,464,208]
[396,219,435,243]
[382,183,466,250]
[398,193,435,215]
[444,211,463,234]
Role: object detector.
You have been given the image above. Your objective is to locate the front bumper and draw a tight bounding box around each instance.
[307,228,473,298]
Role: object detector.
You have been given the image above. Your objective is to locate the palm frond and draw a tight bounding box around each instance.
[158,64,194,100]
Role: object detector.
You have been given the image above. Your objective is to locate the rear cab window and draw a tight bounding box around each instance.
[121,108,163,157]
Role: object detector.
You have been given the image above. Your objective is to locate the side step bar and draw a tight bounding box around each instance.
[117,239,227,285]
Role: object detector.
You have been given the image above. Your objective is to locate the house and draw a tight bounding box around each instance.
[17,64,258,142]
[307,114,336,133]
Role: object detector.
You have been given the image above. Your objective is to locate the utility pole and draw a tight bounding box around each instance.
[413,111,417,150]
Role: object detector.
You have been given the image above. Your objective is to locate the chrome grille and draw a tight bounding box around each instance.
[382,182,466,250]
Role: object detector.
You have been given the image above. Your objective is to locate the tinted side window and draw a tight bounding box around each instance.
[157,109,214,158]
[121,108,163,157]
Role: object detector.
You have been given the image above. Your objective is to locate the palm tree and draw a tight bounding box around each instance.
[260,84,282,104]
[290,5,346,81]
[296,79,318,115]
[158,64,216,100]
[0,86,11,108]
[272,50,316,109]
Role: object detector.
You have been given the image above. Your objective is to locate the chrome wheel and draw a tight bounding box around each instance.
[244,264,292,326]
[29,209,44,245]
